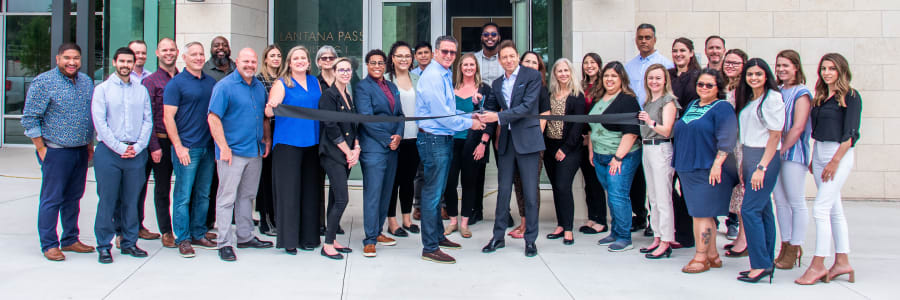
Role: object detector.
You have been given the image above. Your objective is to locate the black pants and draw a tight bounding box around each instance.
[445,137,487,218]
[207,169,217,229]
[322,157,351,244]
[672,173,694,246]
[137,137,174,234]
[256,142,276,233]
[579,147,608,226]
[389,139,418,217]
[493,138,541,243]
[544,139,581,231]
[630,161,648,226]
[273,144,321,249]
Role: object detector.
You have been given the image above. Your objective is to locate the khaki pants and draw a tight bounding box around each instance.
[642,143,675,242]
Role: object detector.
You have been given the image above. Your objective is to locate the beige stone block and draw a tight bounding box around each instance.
[855,0,900,10]
[860,91,900,118]
[723,37,749,52]
[884,12,900,37]
[885,65,900,91]
[799,0,853,11]
[827,12,882,38]
[747,0,801,11]
[852,64,884,91]
[667,12,719,38]
[854,38,900,65]
[692,0,746,11]
[855,145,900,171]
[572,0,636,32]
[882,118,900,145]
[747,38,802,63]
[176,4,231,34]
[885,172,900,198]
[638,0,692,12]
[857,118,884,145]
[581,32,628,64]
[773,12,827,37]
[720,12,773,37]
[231,5,268,37]
[800,38,855,65]
[839,171,884,199]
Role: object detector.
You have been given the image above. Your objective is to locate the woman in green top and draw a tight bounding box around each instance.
[587,61,643,252]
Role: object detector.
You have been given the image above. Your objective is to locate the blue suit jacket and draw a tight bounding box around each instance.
[354,76,404,153]
[484,67,546,155]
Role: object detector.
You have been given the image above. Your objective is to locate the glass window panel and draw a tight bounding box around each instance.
[381,2,430,52]
[274,0,363,77]
[3,118,30,144]
[5,15,52,115]
[6,0,75,13]
[105,0,144,72]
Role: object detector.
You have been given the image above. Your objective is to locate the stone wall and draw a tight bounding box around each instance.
[566,0,900,199]
[175,0,268,68]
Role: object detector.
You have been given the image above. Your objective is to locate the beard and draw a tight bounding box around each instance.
[117,67,131,77]
[214,55,231,68]
[483,41,497,51]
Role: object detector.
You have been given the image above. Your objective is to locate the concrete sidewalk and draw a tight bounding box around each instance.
[0,147,895,299]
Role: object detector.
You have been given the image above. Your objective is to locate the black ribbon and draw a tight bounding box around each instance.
[273,104,640,125]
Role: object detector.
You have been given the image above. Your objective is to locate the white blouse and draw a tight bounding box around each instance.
[739,89,786,148]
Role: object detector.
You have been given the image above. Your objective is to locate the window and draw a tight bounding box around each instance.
[273,0,363,76]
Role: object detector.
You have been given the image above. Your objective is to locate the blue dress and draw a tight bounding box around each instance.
[672,99,739,217]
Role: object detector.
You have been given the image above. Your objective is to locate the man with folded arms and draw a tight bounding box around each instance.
[207,48,274,261]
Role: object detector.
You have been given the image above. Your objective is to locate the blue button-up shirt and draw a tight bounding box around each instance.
[92,74,153,155]
[21,68,95,147]
[130,68,152,84]
[416,60,473,135]
[498,66,521,127]
[208,71,267,159]
[625,50,674,107]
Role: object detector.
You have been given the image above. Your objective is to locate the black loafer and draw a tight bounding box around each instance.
[98,249,113,264]
[546,232,564,239]
[237,237,274,249]
[285,248,297,255]
[403,224,420,234]
[525,243,538,257]
[579,225,608,234]
[299,245,316,251]
[335,247,353,253]
[563,239,574,245]
[482,239,505,253]
[389,227,409,237]
[320,248,344,260]
[218,246,236,261]
[121,246,148,258]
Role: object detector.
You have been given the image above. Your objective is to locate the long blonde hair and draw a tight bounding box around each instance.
[279,45,311,88]
[813,53,854,107]
[453,53,482,90]
[549,58,583,98]
[642,64,675,103]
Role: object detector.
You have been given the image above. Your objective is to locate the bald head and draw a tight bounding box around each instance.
[236,48,258,83]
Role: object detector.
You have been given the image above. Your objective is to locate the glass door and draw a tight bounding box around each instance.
[366,0,444,54]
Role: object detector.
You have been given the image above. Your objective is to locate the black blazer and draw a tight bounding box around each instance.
[545,92,586,155]
[318,85,358,163]
[594,92,641,135]
[484,67,546,155]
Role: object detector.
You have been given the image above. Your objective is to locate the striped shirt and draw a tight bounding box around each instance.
[21,68,95,147]
[780,85,812,165]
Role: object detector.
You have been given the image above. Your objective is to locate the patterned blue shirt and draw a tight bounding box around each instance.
[21,68,95,147]
[625,50,674,107]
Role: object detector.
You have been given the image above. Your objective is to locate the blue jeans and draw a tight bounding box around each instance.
[741,146,782,269]
[360,149,398,246]
[171,145,215,244]
[37,146,88,252]
[416,132,454,252]
[593,149,641,242]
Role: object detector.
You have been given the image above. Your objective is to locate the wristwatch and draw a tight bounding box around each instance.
[480,140,489,146]
[612,155,623,162]
[756,164,767,172]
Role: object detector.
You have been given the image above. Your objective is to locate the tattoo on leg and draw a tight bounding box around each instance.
[701,228,711,245]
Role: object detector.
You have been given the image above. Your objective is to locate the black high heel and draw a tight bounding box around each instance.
[639,244,659,254]
[546,231,565,239]
[739,270,751,276]
[563,238,574,245]
[738,268,774,284]
[725,246,749,257]
[644,247,671,259]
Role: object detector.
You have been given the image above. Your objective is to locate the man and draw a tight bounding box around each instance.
[22,43,96,261]
[415,36,485,264]
[624,23,672,236]
[474,22,503,85]
[203,36,235,81]
[410,41,432,76]
[476,40,544,258]
[207,48,275,261]
[91,47,154,264]
[139,38,179,248]
[704,35,726,71]
[163,41,218,258]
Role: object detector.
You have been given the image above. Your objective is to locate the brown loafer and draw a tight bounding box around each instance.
[376,234,397,246]
[43,248,65,261]
[205,232,217,241]
[363,244,376,257]
[422,249,456,264]
[178,240,196,258]
[441,208,450,220]
[191,238,217,250]
[139,228,161,240]
[439,238,461,250]
[161,233,176,248]
[413,208,421,220]
[61,241,95,253]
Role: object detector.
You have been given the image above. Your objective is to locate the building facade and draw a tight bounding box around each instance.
[1,0,897,199]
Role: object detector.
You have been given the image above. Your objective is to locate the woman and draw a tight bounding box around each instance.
[264,45,323,254]
[668,38,701,248]
[587,61,642,252]
[384,41,421,237]
[795,53,860,285]
[734,58,785,283]
[578,53,609,235]
[318,58,358,260]
[506,51,551,239]
[673,68,738,273]
[721,49,750,255]
[637,64,680,259]
[316,45,339,89]
[255,44,282,236]
[443,53,491,238]
[543,58,585,245]
[772,49,811,270]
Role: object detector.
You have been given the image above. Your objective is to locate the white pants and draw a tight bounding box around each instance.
[773,160,809,245]
[811,141,853,257]
[642,143,675,242]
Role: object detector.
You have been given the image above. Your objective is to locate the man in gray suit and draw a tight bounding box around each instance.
[476,40,544,257]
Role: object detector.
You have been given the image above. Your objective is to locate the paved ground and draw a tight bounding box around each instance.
[0,147,895,299]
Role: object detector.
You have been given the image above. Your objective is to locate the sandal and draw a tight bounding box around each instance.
[460,227,472,238]
[708,254,723,268]
[725,247,749,257]
[682,258,711,274]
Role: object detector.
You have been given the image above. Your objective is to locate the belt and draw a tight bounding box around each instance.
[642,138,671,145]
[123,142,136,146]
[156,133,168,139]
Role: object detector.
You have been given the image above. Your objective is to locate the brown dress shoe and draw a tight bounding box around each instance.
[439,238,461,250]
[43,248,65,261]
[191,238,217,250]
[422,249,456,264]
[161,233,176,248]
[441,208,450,220]
[178,240,196,258]
[139,228,161,240]
[363,244,376,257]
[377,234,397,246]
[61,241,95,253]
[205,232,217,240]
[413,208,421,220]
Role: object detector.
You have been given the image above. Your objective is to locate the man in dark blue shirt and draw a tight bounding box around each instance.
[163,41,218,258]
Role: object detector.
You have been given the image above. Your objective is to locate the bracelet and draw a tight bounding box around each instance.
[612,155,623,162]
[480,140,488,146]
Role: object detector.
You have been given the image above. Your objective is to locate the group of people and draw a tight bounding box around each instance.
[23,22,860,285]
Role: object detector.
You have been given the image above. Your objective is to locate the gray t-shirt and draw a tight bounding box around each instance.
[640,94,681,140]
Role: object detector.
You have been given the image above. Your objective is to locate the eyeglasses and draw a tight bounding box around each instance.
[336,68,353,74]
[367,61,386,67]
[319,56,336,62]
[696,82,715,89]
[723,61,743,68]
[393,55,412,60]
[440,49,457,56]
[482,32,498,38]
